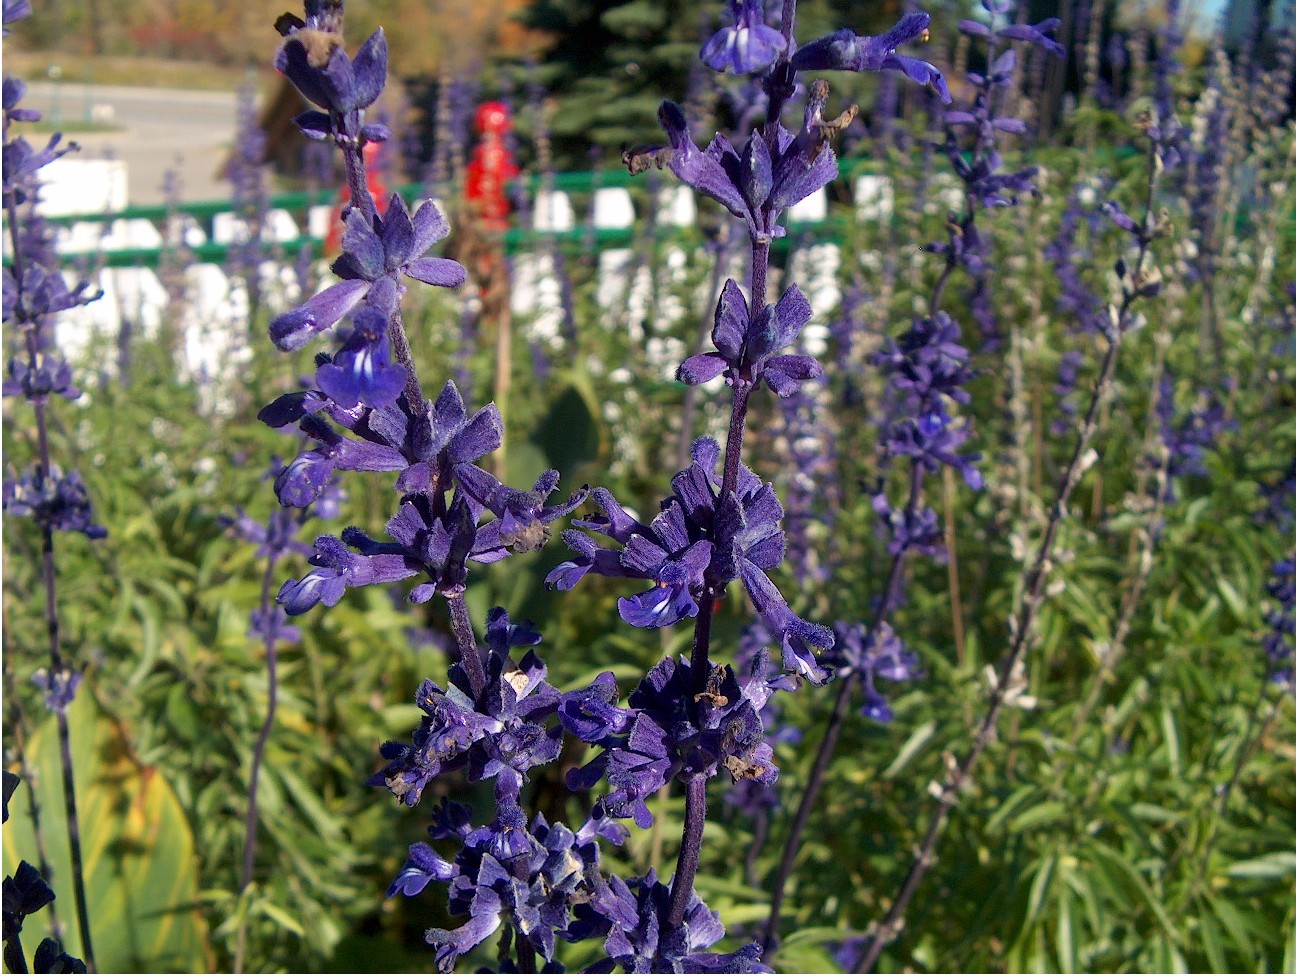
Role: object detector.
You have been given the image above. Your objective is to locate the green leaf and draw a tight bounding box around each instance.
[1216,577,1247,622]
[780,926,868,948]
[257,899,307,937]
[1160,704,1181,777]
[1199,913,1228,973]
[1087,841,1180,944]
[1056,887,1076,974]
[1226,851,1296,879]
[882,720,936,779]
[1011,801,1069,833]
[2,693,211,971]
[529,378,605,479]
[1026,853,1056,926]
[1205,894,1255,960]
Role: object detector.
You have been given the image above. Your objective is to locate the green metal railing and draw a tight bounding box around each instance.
[3,163,895,271]
[7,157,1292,273]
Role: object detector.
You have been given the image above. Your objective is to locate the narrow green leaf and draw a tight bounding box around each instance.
[257,900,307,937]
[1011,801,1069,833]
[1160,704,1181,777]
[1026,853,1056,926]
[882,720,936,779]
[1226,851,1296,879]
[1199,913,1228,973]
[1056,888,1076,974]
[1206,894,1256,960]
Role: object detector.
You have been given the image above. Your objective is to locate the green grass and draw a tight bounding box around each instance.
[3,48,263,90]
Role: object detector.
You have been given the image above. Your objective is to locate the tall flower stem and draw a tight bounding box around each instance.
[1187,690,1286,888]
[1,656,62,938]
[446,590,486,697]
[851,152,1162,972]
[1040,306,1170,776]
[234,555,285,974]
[667,777,709,926]
[669,227,769,927]
[336,143,433,450]
[762,463,924,952]
[941,467,967,667]
[6,195,97,975]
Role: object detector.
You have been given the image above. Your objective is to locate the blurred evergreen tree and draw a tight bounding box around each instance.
[515,0,709,166]
[512,0,961,168]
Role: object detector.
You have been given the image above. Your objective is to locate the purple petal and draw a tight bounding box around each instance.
[268,279,368,351]
[678,352,729,385]
[880,54,951,103]
[293,110,332,140]
[712,278,749,361]
[410,198,452,254]
[404,256,467,288]
[700,21,786,75]
[618,583,697,628]
[659,101,750,220]
[350,28,387,109]
[770,143,838,211]
[275,38,331,109]
[336,209,385,280]
[762,353,824,395]
[380,192,415,269]
[316,348,406,411]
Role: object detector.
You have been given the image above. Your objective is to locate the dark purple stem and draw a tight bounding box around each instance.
[336,139,430,442]
[668,225,772,929]
[239,559,282,890]
[761,462,924,952]
[515,937,537,974]
[234,553,283,973]
[446,589,487,698]
[851,155,1159,968]
[667,776,709,927]
[6,193,97,974]
[339,133,378,221]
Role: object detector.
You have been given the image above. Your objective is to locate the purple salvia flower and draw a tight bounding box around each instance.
[678,278,824,395]
[649,88,842,241]
[792,11,951,102]
[269,193,465,351]
[1154,374,1234,491]
[547,440,833,681]
[314,306,408,410]
[824,622,922,722]
[1263,557,1296,695]
[399,805,625,970]
[573,869,771,973]
[561,652,797,828]
[30,667,82,715]
[1050,349,1085,435]
[370,608,562,807]
[2,468,106,539]
[274,16,391,146]
[225,81,272,312]
[701,0,787,76]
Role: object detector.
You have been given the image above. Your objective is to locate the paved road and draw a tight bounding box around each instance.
[20,81,243,206]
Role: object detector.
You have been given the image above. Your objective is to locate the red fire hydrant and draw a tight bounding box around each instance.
[464,101,518,232]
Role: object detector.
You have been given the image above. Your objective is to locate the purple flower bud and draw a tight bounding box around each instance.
[701,0,787,75]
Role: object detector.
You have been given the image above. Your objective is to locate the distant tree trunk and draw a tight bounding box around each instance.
[84,0,104,53]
